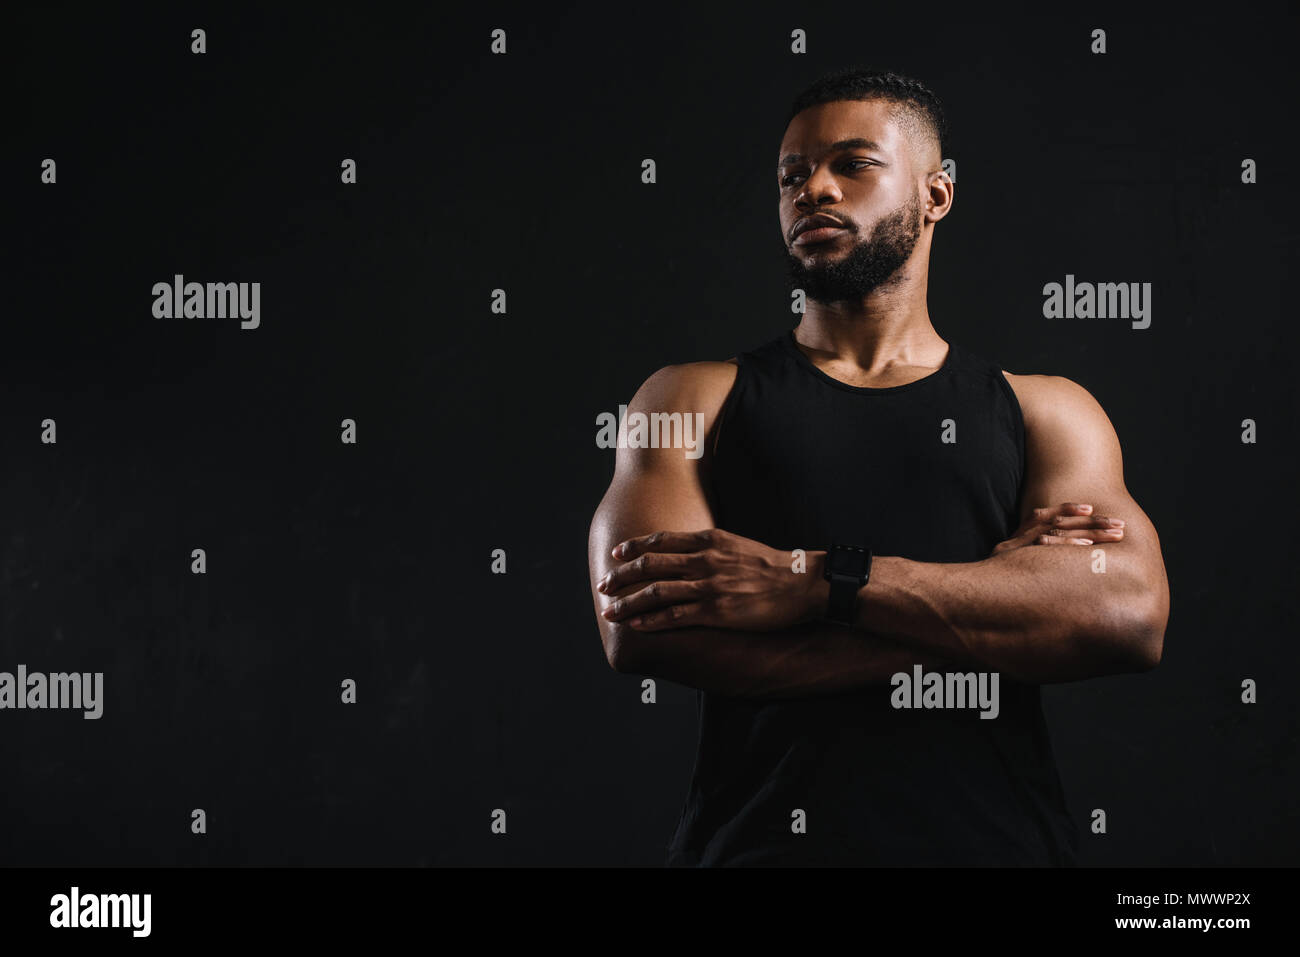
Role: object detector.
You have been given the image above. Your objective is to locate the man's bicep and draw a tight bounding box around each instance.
[591,456,716,567]
[587,362,734,659]
[1016,375,1144,527]
[587,447,717,667]
[1014,374,1169,625]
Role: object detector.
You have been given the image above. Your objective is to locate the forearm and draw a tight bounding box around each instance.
[607,620,978,701]
[590,482,978,699]
[834,547,1166,683]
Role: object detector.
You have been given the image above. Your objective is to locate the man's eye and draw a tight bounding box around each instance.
[781,160,873,186]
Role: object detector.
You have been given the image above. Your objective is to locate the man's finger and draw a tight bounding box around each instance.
[613,529,716,560]
[1036,533,1097,545]
[601,579,703,620]
[994,529,1040,552]
[627,601,709,631]
[598,552,699,593]
[1031,502,1093,521]
[1040,523,1123,541]
[1046,515,1125,530]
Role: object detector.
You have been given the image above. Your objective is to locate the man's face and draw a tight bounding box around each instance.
[778,99,925,304]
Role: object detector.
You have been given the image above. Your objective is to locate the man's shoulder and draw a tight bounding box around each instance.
[629,358,740,415]
[617,359,741,471]
[999,369,1112,435]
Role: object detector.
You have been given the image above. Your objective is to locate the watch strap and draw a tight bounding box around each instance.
[823,544,873,626]
[827,575,859,625]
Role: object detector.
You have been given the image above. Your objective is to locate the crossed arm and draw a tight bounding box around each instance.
[587,366,1170,698]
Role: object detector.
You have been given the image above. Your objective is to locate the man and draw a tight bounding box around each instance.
[586,68,1170,866]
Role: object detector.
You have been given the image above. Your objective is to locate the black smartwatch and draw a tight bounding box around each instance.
[823,544,873,626]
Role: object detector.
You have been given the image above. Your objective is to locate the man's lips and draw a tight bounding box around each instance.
[793,225,850,245]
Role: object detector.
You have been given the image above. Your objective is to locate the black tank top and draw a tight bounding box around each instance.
[665,328,1080,866]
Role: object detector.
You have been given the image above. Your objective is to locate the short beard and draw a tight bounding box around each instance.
[783,192,923,304]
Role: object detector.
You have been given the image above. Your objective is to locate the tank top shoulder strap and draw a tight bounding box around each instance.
[737,331,796,377]
[709,332,789,458]
[947,342,1027,512]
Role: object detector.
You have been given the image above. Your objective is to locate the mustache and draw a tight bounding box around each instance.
[792,218,858,237]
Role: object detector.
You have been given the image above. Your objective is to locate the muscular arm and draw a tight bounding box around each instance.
[587,363,980,700]
[810,374,1171,683]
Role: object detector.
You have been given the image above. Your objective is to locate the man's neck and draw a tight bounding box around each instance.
[794,299,946,374]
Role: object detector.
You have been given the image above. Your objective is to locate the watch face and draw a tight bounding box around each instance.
[828,545,868,578]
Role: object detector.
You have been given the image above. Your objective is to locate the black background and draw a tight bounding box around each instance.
[4,5,1297,866]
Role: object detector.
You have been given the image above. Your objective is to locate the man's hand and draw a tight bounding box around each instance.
[597,528,820,632]
[991,502,1126,555]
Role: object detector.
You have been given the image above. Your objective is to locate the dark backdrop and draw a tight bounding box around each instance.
[4,5,1297,866]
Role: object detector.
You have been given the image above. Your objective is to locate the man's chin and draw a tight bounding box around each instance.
[787,268,840,291]
[789,243,850,260]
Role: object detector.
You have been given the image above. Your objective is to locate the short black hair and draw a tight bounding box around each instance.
[787,67,948,164]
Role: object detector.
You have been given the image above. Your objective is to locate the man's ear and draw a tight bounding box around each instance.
[924,170,954,223]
